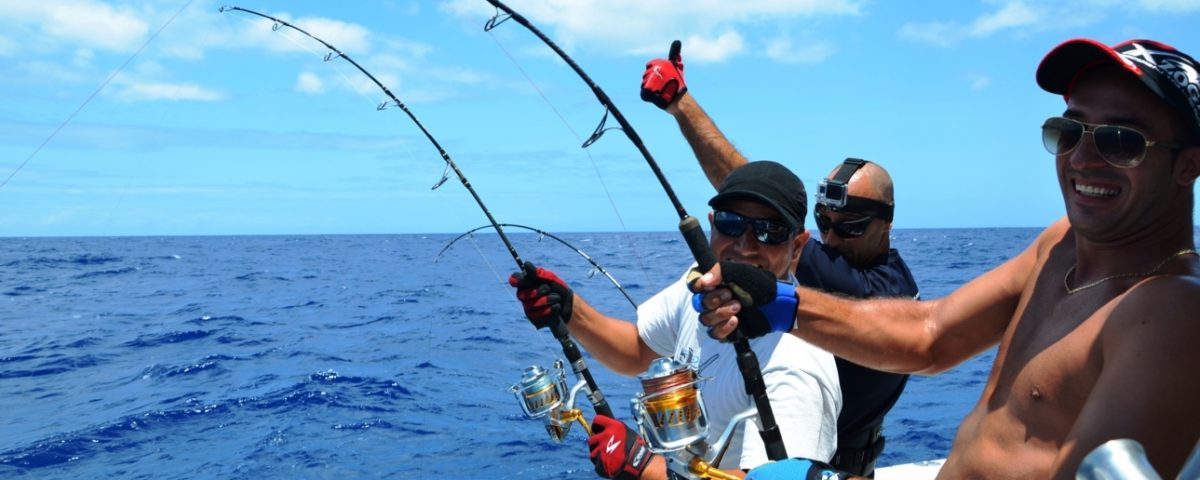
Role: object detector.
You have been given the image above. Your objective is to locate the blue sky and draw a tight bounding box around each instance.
[1,0,1198,237]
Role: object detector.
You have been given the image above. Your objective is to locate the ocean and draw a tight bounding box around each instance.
[2,228,1041,478]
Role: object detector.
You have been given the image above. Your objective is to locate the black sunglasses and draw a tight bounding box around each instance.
[814,205,874,239]
[712,210,793,245]
[1041,116,1182,168]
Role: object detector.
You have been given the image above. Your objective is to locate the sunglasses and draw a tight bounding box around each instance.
[712,210,793,245]
[1041,116,1182,168]
[814,205,875,239]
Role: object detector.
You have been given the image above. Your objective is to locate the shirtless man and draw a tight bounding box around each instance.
[696,38,1200,479]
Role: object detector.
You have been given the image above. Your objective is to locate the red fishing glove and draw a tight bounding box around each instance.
[588,415,653,480]
[508,261,574,330]
[641,40,686,109]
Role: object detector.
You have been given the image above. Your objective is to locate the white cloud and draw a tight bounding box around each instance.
[967,73,993,91]
[0,35,16,56]
[898,21,960,48]
[680,32,746,63]
[0,0,148,52]
[17,60,89,83]
[296,71,325,94]
[112,82,225,102]
[72,48,95,68]
[969,1,1041,36]
[444,0,863,63]
[233,12,373,57]
[895,0,1191,47]
[765,37,836,64]
[1126,0,1200,13]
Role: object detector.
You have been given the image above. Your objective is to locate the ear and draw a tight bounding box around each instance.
[1174,146,1200,186]
[789,229,811,273]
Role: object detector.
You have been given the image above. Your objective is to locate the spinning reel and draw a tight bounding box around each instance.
[630,357,749,480]
[510,360,591,442]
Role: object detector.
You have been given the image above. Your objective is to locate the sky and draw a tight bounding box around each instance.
[1,0,1198,237]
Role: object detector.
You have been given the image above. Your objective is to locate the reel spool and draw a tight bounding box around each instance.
[510,360,586,442]
[630,357,709,453]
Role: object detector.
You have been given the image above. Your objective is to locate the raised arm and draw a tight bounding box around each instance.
[640,41,748,189]
[668,93,750,189]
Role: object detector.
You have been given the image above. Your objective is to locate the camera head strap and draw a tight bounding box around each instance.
[815,158,894,222]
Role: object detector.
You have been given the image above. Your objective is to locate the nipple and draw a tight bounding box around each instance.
[1031,385,1043,400]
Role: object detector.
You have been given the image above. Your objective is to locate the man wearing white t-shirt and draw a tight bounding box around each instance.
[511,161,841,479]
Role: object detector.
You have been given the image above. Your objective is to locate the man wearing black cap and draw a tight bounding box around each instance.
[696,38,1200,479]
[642,44,918,477]
[510,161,842,479]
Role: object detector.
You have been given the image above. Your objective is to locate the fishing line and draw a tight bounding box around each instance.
[437,223,639,310]
[449,231,569,364]
[483,1,788,461]
[0,0,196,190]
[483,29,656,293]
[222,5,615,420]
[221,12,428,178]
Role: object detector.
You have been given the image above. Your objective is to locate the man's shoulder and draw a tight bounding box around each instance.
[1109,272,1200,329]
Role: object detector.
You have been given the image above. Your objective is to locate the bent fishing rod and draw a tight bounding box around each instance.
[484,1,787,462]
[220,5,614,420]
[436,223,639,309]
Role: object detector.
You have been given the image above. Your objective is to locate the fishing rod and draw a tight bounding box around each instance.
[436,223,639,310]
[483,0,788,465]
[219,5,615,423]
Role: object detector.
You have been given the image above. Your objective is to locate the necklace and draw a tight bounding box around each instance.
[1063,248,1199,295]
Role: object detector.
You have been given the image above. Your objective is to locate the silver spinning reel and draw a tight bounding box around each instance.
[630,357,747,480]
[510,359,591,442]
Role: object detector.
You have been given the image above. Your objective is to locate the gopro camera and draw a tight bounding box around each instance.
[816,158,867,209]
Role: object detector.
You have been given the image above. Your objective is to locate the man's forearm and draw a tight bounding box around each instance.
[568,296,655,376]
[669,92,749,189]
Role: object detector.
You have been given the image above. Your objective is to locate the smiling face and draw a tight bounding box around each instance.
[1057,66,1196,243]
[708,198,809,279]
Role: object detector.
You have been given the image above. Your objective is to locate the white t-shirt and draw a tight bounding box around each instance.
[637,274,841,471]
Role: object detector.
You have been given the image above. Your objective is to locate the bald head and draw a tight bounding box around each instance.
[826,161,894,206]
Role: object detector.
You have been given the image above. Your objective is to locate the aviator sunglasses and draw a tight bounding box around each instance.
[712,210,793,245]
[1041,116,1182,168]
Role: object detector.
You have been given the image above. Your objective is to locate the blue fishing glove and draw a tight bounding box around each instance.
[641,40,686,109]
[509,261,573,330]
[689,262,797,338]
[746,458,846,480]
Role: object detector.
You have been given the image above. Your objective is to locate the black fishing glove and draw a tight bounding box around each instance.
[690,262,797,338]
[508,261,574,330]
[746,457,847,480]
[641,40,686,109]
[588,415,653,480]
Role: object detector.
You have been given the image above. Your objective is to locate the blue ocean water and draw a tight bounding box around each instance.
[0,228,1039,479]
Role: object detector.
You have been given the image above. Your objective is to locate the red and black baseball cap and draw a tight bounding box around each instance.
[1036,38,1200,136]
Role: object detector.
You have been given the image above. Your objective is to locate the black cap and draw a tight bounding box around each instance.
[1037,38,1200,136]
[708,161,807,231]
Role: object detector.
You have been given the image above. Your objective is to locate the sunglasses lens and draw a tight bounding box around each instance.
[713,211,746,238]
[752,220,790,245]
[835,218,870,238]
[1043,117,1083,155]
[1094,126,1147,167]
[816,213,870,238]
[714,210,790,245]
